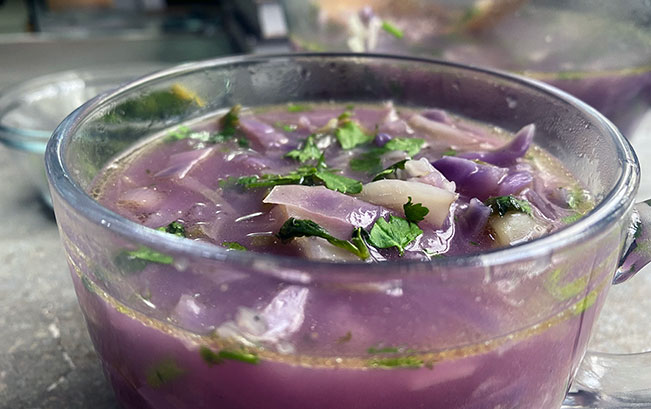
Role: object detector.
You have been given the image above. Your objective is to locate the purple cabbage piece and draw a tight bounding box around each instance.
[239,117,289,150]
[432,156,508,200]
[459,124,535,166]
[374,132,392,147]
[422,109,454,125]
[155,147,215,179]
[456,198,492,237]
[497,171,534,196]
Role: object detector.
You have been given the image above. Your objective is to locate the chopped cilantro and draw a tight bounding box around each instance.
[381,20,404,39]
[384,138,424,156]
[442,148,457,156]
[287,103,311,112]
[562,213,583,224]
[350,150,385,174]
[469,241,479,246]
[157,221,186,238]
[335,121,374,150]
[222,241,247,251]
[314,170,363,194]
[372,159,407,181]
[275,122,297,132]
[484,195,532,216]
[285,135,323,163]
[368,356,424,369]
[403,197,429,224]
[166,125,193,141]
[217,349,259,364]
[199,346,258,365]
[367,346,400,354]
[368,215,422,256]
[199,346,223,366]
[126,246,174,265]
[219,104,241,137]
[277,218,370,260]
[146,359,184,388]
[230,163,362,195]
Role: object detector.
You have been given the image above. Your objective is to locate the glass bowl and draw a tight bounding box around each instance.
[45,54,651,409]
[283,0,651,137]
[0,65,167,206]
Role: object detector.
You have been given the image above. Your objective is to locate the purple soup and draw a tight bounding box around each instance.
[71,102,608,409]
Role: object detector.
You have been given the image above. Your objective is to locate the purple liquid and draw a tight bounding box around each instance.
[68,103,612,409]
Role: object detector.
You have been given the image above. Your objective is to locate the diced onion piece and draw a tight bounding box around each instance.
[490,213,546,246]
[356,180,457,227]
[407,114,481,148]
[404,158,456,192]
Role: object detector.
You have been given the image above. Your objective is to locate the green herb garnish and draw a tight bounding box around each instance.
[314,170,363,194]
[285,135,322,163]
[381,20,404,39]
[157,221,186,238]
[199,346,258,365]
[384,138,424,156]
[287,103,311,112]
[275,122,297,132]
[146,358,185,388]
[277,218,370,260]
[562,213,583,224]
[368,215,422,256]
[336,121,374,150]
[222,241,247,251]
[125,246,174,265]
[484,195,532,216]
[442,148,457,156]
[367,346,400,354]
[372,159,407,181]
[368,356,424,369]
[350,150,385,174]
[403,197,429,224]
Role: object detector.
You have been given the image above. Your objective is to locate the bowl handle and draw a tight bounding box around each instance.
[562,200,651,408]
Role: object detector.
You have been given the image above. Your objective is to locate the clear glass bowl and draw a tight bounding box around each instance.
[0,65,167,206]
[45,54,650,409]
[283,0,651,137]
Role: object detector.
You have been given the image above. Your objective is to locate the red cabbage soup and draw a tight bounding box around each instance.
[80,101,598,409]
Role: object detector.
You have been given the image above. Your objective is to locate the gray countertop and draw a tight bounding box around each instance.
[1,60,650,409]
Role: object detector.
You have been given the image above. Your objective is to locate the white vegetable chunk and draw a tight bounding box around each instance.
[490,213,547,246]
[403,158,457,192]
[356,180,457,227]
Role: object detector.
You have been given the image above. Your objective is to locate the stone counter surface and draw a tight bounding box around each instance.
[1,118,650,409]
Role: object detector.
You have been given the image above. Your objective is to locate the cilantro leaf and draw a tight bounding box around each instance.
[275,122,297,132]
[287,103,311,112]
[350,150,385,174]
[442,148,457,156]
[234,172,307,189]
[314,170,363,194]
[368,356,424,369]
[381,20,404,39]
[336,121,374,150]
[384,138,424,156]
[219,104,241,137]
[372,159,407,181]
[222,241,247,251]
[126,246,174,265]
[157,221,186,238]
[277,218,369,260]
[403,197,429,224]
[484,196,532,216]
[146,359,184,388]
[368,215,422,256]
[285,135,322,163]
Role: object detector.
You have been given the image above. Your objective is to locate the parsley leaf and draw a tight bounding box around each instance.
[157,221,186,238]
[222,241,247,251]
[314,170,363,194]
[277,218,370,260]
[484,196,532,216]
[368,356,424,369]
[381,20,404,39]
[288,103,311,112]
[336,121,374,150]
[403,197,429,224]
[219,104,241,137]
[350,149,385,174]
[368,215,422,256]
[285,135,322,163]
[372,159,408,181]
[442,148,457,156]
[126,246,174,265]
[384,138,424,156]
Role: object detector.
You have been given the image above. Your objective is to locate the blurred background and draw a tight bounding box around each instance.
[0,1,649,408]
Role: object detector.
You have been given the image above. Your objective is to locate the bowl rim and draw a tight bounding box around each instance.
[45,52,640,276]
